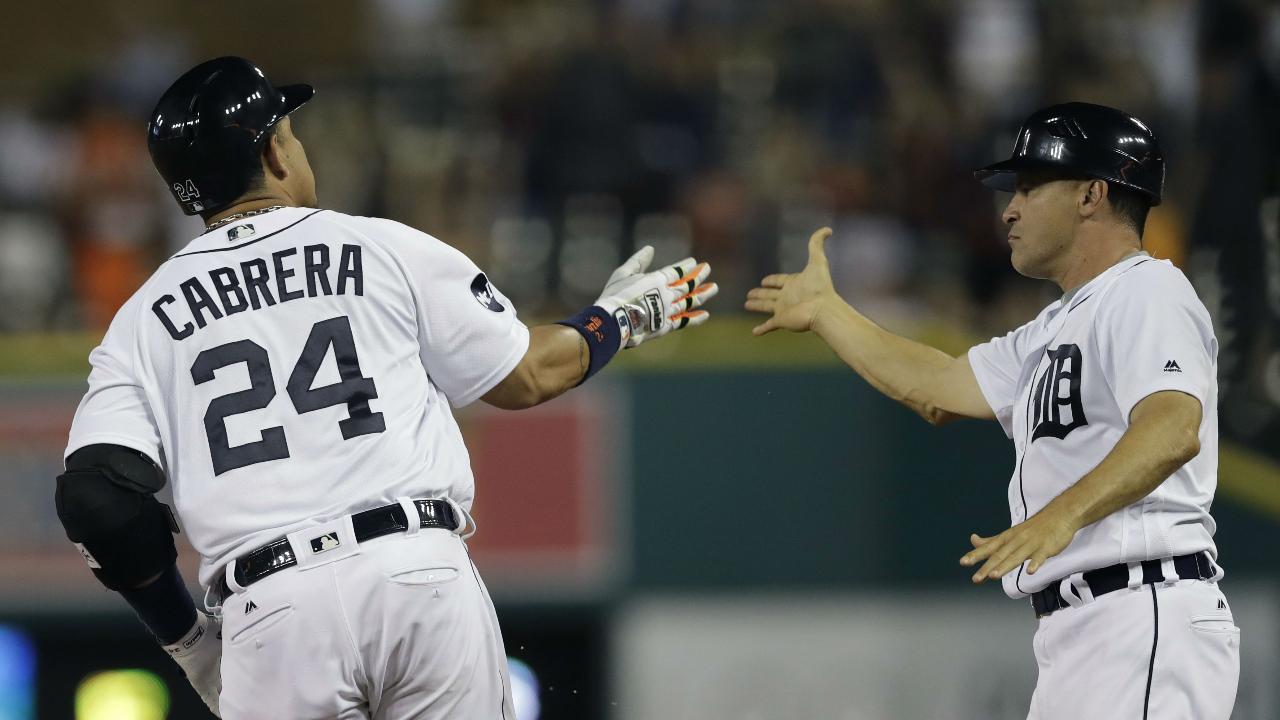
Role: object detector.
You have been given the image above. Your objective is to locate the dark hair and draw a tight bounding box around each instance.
[1105,183,1151,237]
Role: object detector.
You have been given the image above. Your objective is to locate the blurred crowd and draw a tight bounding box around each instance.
[0,0,1277,337]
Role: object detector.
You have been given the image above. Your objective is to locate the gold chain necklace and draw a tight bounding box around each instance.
[205,205,287,232]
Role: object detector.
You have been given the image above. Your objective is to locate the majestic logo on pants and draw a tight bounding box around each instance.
[1031,344,1088,442]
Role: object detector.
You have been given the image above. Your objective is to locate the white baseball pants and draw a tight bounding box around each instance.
[1027,579,1239,720]
[215,518,515,719]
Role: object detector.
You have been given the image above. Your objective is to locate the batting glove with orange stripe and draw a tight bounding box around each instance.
[595,246,718,348]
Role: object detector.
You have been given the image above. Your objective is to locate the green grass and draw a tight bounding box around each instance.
[0,333,97,376]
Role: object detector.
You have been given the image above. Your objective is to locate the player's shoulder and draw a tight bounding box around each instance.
[1105,256,1203,305]
[1093,256,1211,327]
[319,210,465,260]
[94,266,178,348]
[320,209,417,236]
[320,210,437,244]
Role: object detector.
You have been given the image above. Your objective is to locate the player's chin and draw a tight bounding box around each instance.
[1007,245,1044,280]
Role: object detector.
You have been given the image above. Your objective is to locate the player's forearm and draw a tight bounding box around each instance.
[482,325,587,409]
[119,563,199,645]
[1043,394,1201,533]
[812,298,957,421]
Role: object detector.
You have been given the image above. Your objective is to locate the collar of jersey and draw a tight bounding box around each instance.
[1057,250,1151,308]
[174,206,311,257]
[198,206,297,238]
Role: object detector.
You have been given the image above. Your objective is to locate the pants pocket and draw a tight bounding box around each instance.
[371,532,465,587]
[385,565,461,587]
[227,603,294,646]
[1189,614,1239,636]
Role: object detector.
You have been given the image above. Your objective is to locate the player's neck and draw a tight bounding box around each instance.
[204,194,297,228]
[1054,231,1142,294]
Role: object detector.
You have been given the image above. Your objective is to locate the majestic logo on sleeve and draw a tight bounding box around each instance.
[1031,344,1088,442]
[470,273,505,312]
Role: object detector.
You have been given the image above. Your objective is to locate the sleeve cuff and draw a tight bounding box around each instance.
[1117,381,1207,424]
[967,347,1014,438]
[445,323,532,408]
[64,434,163,467]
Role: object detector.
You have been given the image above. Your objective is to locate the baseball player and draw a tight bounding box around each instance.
[746,103,1239,719]
[55,57,717,719]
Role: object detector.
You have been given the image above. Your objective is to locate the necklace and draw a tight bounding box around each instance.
[205,205,286,231]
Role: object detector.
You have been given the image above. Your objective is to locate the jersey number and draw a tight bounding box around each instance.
[191,316,386,475]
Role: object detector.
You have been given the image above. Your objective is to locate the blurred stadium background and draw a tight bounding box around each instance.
[1,0,1278,718]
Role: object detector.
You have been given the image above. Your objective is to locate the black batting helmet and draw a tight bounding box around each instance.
[974,102,1165,206]
[147,57,313,216]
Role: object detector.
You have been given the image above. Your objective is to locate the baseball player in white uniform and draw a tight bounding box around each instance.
[56,57,717,719]
[746,102,1239,719]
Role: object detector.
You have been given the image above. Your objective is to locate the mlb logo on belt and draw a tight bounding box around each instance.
[310,532,341,553]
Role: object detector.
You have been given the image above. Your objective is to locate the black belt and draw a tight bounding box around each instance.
[220,499,459,595]
[1030,552,1215,618]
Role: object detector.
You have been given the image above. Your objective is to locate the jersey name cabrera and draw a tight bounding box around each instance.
[65,208,530,588]
[968,254,1221,598]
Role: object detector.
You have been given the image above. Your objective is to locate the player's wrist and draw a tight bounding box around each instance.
[162,611,213,657]
[555,305,627,383]
[1037,493,1087,536]
[809,294,848,337]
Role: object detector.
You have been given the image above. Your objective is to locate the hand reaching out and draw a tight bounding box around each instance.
[745,227,839,336]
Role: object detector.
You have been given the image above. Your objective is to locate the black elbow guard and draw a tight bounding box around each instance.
[55,444,178,591]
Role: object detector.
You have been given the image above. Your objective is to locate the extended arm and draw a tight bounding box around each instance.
[960,390,1202,582]
[483,246,717,410]
[746,228,993,425]
[481,325,589,409]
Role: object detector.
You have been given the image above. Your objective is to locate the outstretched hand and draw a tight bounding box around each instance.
[745,227,838,336]
[595,245,718,348]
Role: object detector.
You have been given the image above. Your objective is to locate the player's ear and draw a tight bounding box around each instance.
[262,127,290,182]
[1079,179,1104,218]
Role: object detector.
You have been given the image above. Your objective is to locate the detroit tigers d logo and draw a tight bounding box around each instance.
[1031,344,1088,441]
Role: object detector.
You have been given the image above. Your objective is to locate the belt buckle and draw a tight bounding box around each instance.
[286,517,357,567]
[416,498,447,526]
[308,530,342,554]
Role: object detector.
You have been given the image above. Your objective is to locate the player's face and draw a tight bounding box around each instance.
[1001,170,1086,279]
[275,117,318,208]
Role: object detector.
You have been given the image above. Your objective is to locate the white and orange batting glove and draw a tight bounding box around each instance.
[594,246,718,348]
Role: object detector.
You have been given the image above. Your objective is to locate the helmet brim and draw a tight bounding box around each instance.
[972,157,1061,192]
[974,155,1163,205]
[280,84,314,117]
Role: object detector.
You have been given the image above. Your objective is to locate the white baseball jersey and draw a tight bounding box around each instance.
[968,252,1220,598]
[65,207,530,588]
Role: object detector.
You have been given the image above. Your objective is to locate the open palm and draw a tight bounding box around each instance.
[745,227,837,335]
